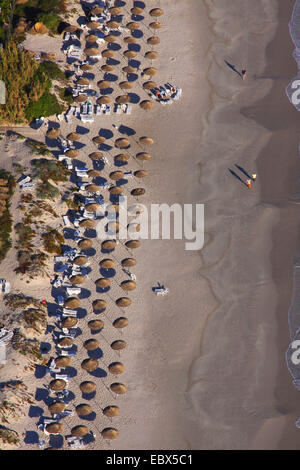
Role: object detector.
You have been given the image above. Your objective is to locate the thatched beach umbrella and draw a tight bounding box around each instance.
[113,317,129,329]
[86,184,100,192]
[64,297,80,309]
[81,64,93,71]
[102,49,115,58]
[125,239,141,249]
[102,240,116,251]
[104,34,118,43]
[74,255,88,266]
[123,36,137,44]
[81,358,98,371]
[86,34,98,43]
[85,203,100,212]
[131,6,144,15]
[85,47,99,56]
[143,80,157,90]
[101,64,115,72]
[77,77,90,85]
[106,20,119,29]
[140,100,154,110]
[122,65,136,74]
[123,50,137,59]
[110,170,124,181]
[79,219,96,228]
[121,280,136,291]
[55,356,71,368]
[91,6,104,14]
[126,22,139,30]
[89,151,103,160]
[103,406,120,417]
[131,187,146,196]
[116,297,131,308]
[70,274,85,284]
[61,317,78,328]
[110,383,127,394]
[87,21,99,29]
[88,319,104,331]
[93,134,106,143]
[147,36,160,45]
[95,278,111,289]
[46,128,61,138]
[97,96,111,105]
[100,258,115,269]
[139,136,154,146]
[143,67,158,77]
[115,138,130,149]
[134,170,148,178]
[145,51,158,60]
[76,404,93,416]
[80,381,96,394]
[65,149,79,158]
[83,339,99,351]
[108,6,121,15]
[79,382,96,396]
[119,81,133,90]
[48,401,65,414]
[111,340,127,351]
[49,379,67,391]
[64,25,78,33]
[58,337,73,347]
[115,153,130,162]
[116,95,130,104]
[78,239,93,250]
[101,428,119,440]
[121,258,137,267]
[93,299,107,310]
[109,186,123,195]
[109,362,125,374]
[150,8,164,17]
[46,423,63,434]
[136,152,152,161]
[71,425,89,437]
[149,21,162,30]
[74,94,87,103]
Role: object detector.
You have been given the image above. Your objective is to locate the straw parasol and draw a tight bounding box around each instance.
[150,8,164,17]
[136,152,152,161]
[76,404,93,416]
[108,6,121,14]
[49,379,67,391]
[81,358,99,371]
[55,356,71,367]
[121,280,136,291]
[101,64,115,72]
[77,77,90,85]
[88,319,104,330]
[74,255,88,266]
[74,94,87,103]
[119,81,133,90]
[81,64,93,71]
[109,186,123,195]
[79,219,96,228]
[103,406,120,417]
[88,151,103,160]
[106,20,119,28]
[147,36,160,45]
[116,95,130,104]
[145,51,158,60]
[91,6,104,14]
[109,362,125,374]
[101,428,119,440]
[64,25,78,33]
[87,21,99,29]
[110,383,127,394]
[113,317,128,329]
[139,136,154,146]
[101,240,116,251]
[64,297,80,309]
[86,34,98,43]
[86,184,100,192]
[134,170,148,178]
[102,49,115,58]
[115,153,130,162]
[115,138,130,149]
[149,21,162,29]
[121,258,137,267]
[140,100,154,110]
[110,171,124,180]
[111,340,127,351]
[46,128,61,138]
[122,65,136,74]
[85,47,99,56]
[45,423,63,434]
[104,34,118,43]
[131,6,143,15]
[97,96,111,104]
[48,401,65,414]
[126,22,139,30]
[67,132,80,142]
[131,188,146,196]
[93,299,107,310]
[78,239,93,250]
[143,67,158,77]
[125,239,141,249]
[83,339,99,351]
[116,297,131,307]
[61,317,78,328]
[123,36,137,44]
[70,274,85,284]
[100,259,115,269]
[58,337,73,347]
[65,149,79,158]
[80,381,96,394]
[85,203,100,212]
[143,80,157,90]
[123,50,137,59]
[93,135,106,143]
[71,425,89,437]
[95,278,111,289]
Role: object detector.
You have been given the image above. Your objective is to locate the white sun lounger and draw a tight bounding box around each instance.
[63,215,72,227]
[125,105,132,115]
[62,308,78,315]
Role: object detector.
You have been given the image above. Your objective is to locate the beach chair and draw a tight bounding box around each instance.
[115,104,122,115]
[62,308,78,315]
[104,105,111,115]
[60,349,77,357]
[125,105,132,115]
[124,170,133,178]
[100,104,106,113]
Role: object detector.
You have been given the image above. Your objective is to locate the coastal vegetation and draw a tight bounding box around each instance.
[0,170,15,262]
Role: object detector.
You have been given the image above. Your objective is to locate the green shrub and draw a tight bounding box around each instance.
[36,181,60,199]
[25,90,64,121]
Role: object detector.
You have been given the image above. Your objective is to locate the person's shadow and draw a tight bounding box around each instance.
[224,60,242,78]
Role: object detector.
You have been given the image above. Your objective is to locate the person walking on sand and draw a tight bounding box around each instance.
[241,69,246,80]
[252,173,257,182]
[246,178,252,189]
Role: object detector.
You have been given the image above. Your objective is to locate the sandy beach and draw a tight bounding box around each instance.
[1,0,300,451]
